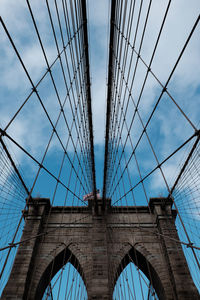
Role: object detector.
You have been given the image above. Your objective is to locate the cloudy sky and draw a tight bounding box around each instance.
[0,0,199,203]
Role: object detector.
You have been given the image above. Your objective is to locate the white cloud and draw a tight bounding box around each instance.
[0,0,199,196]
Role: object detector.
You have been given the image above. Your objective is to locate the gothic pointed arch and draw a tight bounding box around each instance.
[35,247,86,299]
[113,245,165,299]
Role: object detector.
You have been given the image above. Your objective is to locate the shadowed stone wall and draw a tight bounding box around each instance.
[2,198,199,299]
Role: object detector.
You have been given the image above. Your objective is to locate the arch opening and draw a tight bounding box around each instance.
[36,247,88,300]
[42,263,87,300]
[113,263,158,300]
[113,246,164,299]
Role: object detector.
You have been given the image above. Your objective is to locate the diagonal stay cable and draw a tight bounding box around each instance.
[108,0,152,194]
[112,130,199,204]
[109,0,144,167]
[109,15,200,197]
[109,0,137,157]
[109,52,198,198]
[0,16,89,195]
[1,29,81,137]
[61,0,94,190]
[107,0,172,195]
[62,0,92,188]
[81,0,97,204]
[103,0,117,206]
[27,0,91,192]
[112,0,172,153]
[63,0,93,188]
[53,0,90,178]
[0,129,84,203]
[0,1,92,287]
[116,26,197,132]
[170,135,200,196]
[106,0,148,196]
[0,138,29,196]
[0,214,91,252]
[109,73,200,270]
[63,0,96,193]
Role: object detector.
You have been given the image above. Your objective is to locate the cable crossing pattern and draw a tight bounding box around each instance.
[0,0,200,299]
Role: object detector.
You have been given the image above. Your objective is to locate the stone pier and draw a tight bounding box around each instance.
[2,197,199,299]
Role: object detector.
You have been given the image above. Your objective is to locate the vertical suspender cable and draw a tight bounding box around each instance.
[80,0,97,210]
[103,0,116,208]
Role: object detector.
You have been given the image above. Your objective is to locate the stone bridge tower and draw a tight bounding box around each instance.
[2,197,199,299]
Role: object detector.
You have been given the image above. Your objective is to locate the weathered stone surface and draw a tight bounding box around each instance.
[2,198,199,299]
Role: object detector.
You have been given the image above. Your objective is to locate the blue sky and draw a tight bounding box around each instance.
[0,0,199,201]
